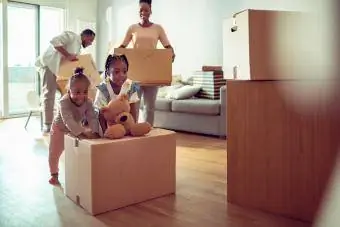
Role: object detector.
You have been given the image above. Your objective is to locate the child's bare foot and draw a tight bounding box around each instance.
[49,173,60,185]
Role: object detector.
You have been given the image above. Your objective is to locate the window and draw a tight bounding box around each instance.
[3,2,65,116]
[7,2,38,114]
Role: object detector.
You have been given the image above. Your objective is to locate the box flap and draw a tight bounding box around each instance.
[80,128,176,146]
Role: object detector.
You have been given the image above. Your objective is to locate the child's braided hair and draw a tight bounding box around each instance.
[66,67,91,91]
[104,54,129,79]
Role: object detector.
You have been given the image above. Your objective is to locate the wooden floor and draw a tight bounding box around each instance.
[0,117,310,227]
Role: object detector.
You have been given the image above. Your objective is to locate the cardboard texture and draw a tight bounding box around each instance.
[114,48,172,86]
[57,54,101,88]
[64,128,176,215]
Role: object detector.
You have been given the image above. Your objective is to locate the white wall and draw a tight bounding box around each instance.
[96,0,113,68]
[66,0,97,62]
[66,0,97,30]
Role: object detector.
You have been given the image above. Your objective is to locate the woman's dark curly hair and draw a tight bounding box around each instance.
[139,0,152,5]
[104,54,129,79]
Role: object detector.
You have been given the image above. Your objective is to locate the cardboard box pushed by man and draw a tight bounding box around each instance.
[57,54,101,89]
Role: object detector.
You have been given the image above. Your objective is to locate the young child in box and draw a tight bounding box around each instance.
[94,54,140,136]
[48,67,99,185]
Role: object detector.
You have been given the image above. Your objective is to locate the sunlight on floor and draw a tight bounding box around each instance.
[0,118,309,227]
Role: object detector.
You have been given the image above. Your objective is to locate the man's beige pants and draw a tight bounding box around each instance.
[39,67,57,125]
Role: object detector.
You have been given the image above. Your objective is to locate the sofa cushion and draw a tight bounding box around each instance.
[155,98,173,111]
[171,98,220,115]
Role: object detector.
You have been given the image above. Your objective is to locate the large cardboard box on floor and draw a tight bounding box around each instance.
[114,48,172,86]
[57,54,101,88]
[64,128,176,215]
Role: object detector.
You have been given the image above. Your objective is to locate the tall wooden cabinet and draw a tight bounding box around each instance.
[224,9,340,223]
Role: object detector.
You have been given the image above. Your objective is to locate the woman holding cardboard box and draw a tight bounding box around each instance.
[118,0,175,125]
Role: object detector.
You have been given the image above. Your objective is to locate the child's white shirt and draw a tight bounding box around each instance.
[94,79,139,137]
[93,79,138,109]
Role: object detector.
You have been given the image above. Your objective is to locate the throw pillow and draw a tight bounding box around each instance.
[157,84,183,98]
[171,74,182,85]
[166,85,201,100]
[180,75,194,85]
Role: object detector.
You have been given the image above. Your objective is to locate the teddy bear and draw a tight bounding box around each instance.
[101,94,152,139]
